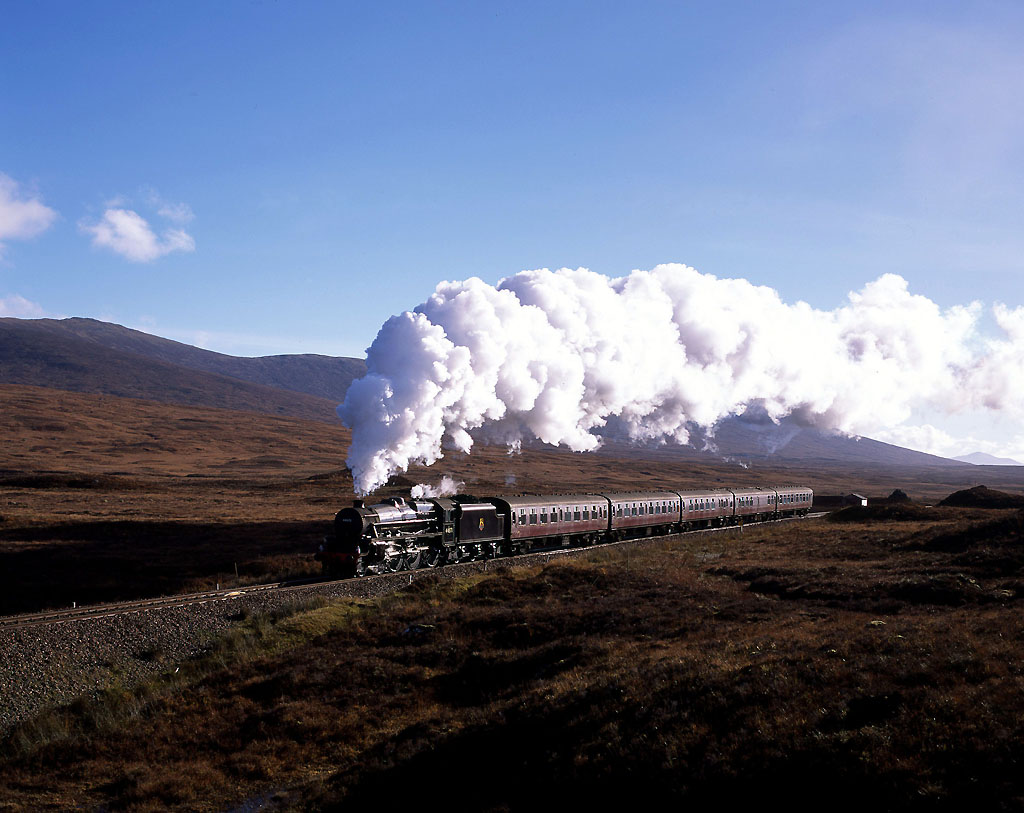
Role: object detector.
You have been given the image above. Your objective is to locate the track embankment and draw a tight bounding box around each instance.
[0,514,818,733]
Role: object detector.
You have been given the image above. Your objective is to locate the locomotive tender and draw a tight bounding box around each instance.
[317,484,813,577]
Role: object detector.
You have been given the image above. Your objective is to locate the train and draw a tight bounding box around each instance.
[316,484,813,578]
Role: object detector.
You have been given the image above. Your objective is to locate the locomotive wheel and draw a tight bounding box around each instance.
[406,550,422,569]
[424,547,444,568]
[384,554,405,573]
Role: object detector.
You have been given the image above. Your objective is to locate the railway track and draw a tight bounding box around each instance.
[1,512,825,631]
[0,579,323,631]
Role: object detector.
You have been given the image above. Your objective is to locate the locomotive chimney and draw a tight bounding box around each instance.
[353,499,365,509]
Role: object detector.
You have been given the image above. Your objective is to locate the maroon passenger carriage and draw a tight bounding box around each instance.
[771,485,813,517]
[730,487,774,522]
[605,491,681,538]
[678,488,734,528]
[489,494,609,553]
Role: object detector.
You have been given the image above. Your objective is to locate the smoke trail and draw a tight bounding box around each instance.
[410,475,465,498]
[338,263,1015,494]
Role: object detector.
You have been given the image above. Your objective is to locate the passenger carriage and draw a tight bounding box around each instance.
[489,494,609,553]
[730,487,775,522]
[605,491,682,538]
[771,486,814,517]
[678,488,733,528]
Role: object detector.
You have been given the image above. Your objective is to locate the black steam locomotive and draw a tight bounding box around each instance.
[316,484,813,577]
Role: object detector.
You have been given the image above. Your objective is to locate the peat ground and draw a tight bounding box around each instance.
[2,508,1024,810]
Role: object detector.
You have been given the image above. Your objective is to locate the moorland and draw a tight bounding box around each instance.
[4,317,1024,809]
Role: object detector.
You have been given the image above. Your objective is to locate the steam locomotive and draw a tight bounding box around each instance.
[316,485,813,577]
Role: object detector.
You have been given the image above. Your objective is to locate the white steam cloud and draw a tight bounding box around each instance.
[410,475,465,498]
[338,264,1019,494]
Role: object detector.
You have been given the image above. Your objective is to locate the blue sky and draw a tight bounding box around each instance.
[3,1,1024,457]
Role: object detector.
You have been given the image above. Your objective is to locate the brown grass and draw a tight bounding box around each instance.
[6,384,1024,614]
[3,512,1024,810]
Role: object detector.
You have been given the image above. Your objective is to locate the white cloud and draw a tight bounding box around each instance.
[0,294,47,318]
[872,424,963,458]
[156,201,195,224]
[0,173,58,256]
[81,207,195,262]
[144,188,195,224]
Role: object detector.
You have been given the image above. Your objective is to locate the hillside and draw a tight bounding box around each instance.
[0,317,366,402]
[596,414,967,470]
[0,384,350,478]
[0,319,340,422]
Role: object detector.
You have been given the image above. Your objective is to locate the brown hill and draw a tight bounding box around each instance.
[938,485,1024,509]
[0,319,339,422]
[7,317,365,402]
[0,384,350,478]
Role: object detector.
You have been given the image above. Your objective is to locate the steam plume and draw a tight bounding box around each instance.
[338,264,1015,494]
[410,475,465,498]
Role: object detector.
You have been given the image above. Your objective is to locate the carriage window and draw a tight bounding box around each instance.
[540,510,547,523]
[519,510,526,524]
[529,510,537,525]
[574,508,581,521]
[583,508,589,520]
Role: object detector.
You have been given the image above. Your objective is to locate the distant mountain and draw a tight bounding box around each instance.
[954,451,1022,466]
[0,318,343,422]
[703,414,968,468]
[596,413,969,469]
[3,317,366,403]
